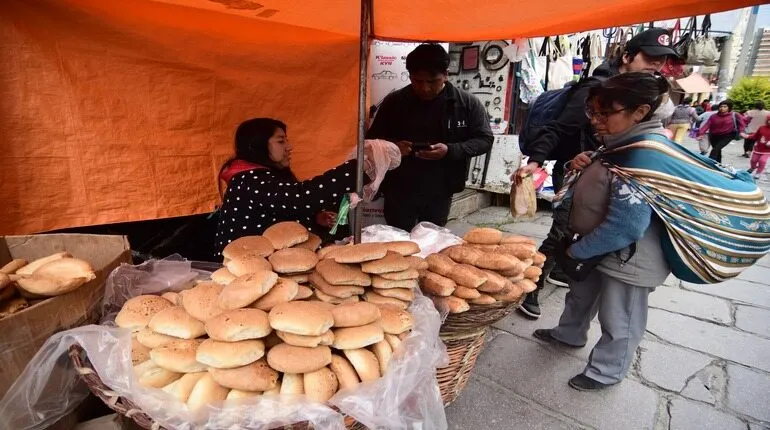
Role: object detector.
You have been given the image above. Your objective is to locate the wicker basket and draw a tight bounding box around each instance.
[440,298,522,336]
[436,328,487,406]
[68,344,366,430]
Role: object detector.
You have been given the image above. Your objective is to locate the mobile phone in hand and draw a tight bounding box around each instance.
[411,142,432,151]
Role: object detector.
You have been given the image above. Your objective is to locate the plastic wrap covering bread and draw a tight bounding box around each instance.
[357,222,463,259]
[346,139,402,202]
[0,258,448,430]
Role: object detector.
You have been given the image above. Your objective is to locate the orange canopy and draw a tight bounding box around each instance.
[0,0,763,234]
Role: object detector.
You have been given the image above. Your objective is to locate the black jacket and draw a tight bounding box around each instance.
[527,62,618,165]
[366,83,493,197]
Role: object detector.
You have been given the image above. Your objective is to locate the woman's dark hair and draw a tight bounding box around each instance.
[682,97,693,105]
[406,43,449,75]
[755,101,766,110]
[587,72,670,122]
[719,99,734,111]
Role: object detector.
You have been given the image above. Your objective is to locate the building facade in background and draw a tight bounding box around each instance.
[748,28,770,76]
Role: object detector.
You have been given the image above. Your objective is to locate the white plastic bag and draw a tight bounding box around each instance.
[346,139,401,201]
[409,222,464,258]
[0,258,448,430]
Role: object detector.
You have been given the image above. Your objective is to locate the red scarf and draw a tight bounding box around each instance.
[219,160,267,185]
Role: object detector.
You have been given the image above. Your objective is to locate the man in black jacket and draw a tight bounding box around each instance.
[517,29,679,320]
[366,43,493,231]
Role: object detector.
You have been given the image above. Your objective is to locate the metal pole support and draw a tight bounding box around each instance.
[353,0,372,244]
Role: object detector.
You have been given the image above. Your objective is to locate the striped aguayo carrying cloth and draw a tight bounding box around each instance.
[601,133,770,284]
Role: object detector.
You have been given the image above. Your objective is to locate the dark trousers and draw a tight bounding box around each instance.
[552,160,567,194]
[535,197,572,292]
[709,134,735,163]
[384,195,453,232]
[745,138,757,154]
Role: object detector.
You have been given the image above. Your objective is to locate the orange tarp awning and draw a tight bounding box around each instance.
[1,0,764,234]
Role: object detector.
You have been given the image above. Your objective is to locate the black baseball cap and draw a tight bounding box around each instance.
[626,28,680,58]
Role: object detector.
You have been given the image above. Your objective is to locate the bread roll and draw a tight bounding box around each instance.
[330,302,380,328]
[162,372,206,402]
[226,389,262,400]
[377,305,414,334]
[363,291,408,310]
[478,270,508,293]
[446,264,487,288]
[463,227,503,245]
[277,330,334,347]
[329,355,360,390]
[361,251,410,274]
[16,275,88,297]
[371,340,393,375]
[225,255,272,277]
[15,252,70,276]
[294,233,322,252]
[149,306,206,339]
[268,248,319,274]
[332,323,384,349]
[475,253,519,271]
[268,301,334,336]
[211,268,237,285]
[251,278,299,311]
[135,328,178,349]
[280,373,305,395]
[374,287,414,302]
[453,285,482,300]
[315,259,371,287]
[205,308,271,341]
[420,272,456,297]
[524,266,543,281]
[0,259,27,275]
[425,254,456,276]
[116,295,174,331]
[314,289,360,304]
[264,222,310,250]
[371,276,418,290]
[295,285,313,300]
[223,236,274,259]
[286,273,310,284]
[317,244,346,260]
[131,337,151,365]
[441,246,483,266]
[303,367,338,403]
[187,373,229,410]
[384,333,402,352]
[467,243,499,252]
[517,279,538,293]
[382,241,421,256]
[197,338,265,369]
[496,243,537,260]
[533,252,547,267]
[134,360,182,388]
[431,296,469,314]
[267,343,332,373]
[500,235,537,245]
[491,283,523,302]
[31,257,96,281]
[180,282,226,322]
[309,272,365,298]
[150,339,206,373]
[160,291,182,305]
[220,271,278,310]
[325,243,388,264]
[470,294,497,305]
[404,256,429,271]
[344,349,380,382]
[209,359,279,392]
[378,268,420,281]
[264,382,282,395]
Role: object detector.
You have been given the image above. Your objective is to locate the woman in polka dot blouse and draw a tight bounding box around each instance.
[215,118,365,254]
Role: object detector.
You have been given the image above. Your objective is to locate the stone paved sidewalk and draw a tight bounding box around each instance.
[444,140,770,430]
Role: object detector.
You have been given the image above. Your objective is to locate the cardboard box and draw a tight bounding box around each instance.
[0,234,131,398]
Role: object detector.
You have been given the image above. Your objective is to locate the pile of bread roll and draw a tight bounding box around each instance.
[420,227,545,314]
[0,253,96,319]
[118,221,418,409]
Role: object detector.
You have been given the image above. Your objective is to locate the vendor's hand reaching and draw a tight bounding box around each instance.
[315,211,337,228]
[570,152,593,171]
[416,143,448,160]
[396,141,413,157]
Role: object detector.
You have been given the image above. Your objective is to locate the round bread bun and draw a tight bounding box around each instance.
[251,278,299,311]
[160,291,182,305]
[332,323,384,350]
[309,272,365,298]
[219,271,278,310]
[425,254,456,277]
[384,333,402,352]
[116,295,174,332]
[294,285,314,300]
[180,282,226,322]
[470,294,497,305]
[315,259,371,287]
[378,268,420,281]
[266,343,332,374]
[382,241,421,256]
[325,243,388,264]
[162,372,206,402]
[404,256,429,271]
[286,273,310,284]
[131,337,151,365]
[225,255,272,277]
[223,236,274,259]
[135,328,178,349]
[186,373,230,410]
[375,287,415,302]
[293,233,322,252]
[150,339,206,373]
[226,389,262,400]
[196,338,265,369]
[343,349,380,382]
[205,308,271,341]
[211,267,237,285]
[371,276,418,290]
[330,302,381,328]
[209,358,279,392]
[268,301,334,336]
[361,251,410,274]
[134,360,182,388]
[371,340,393,375]
[268,248,319,274]
[363,291,408,310]
[317,244,347,260]
[453,285,482,300]
[148,306,206,339]
[303,367,338,403]
[377,305,414,335]
[276,330,334,348]
[463,227,503,245]
[329,354,360,390]
[264,222,310,250]
[280,373,305,395]
[314,289,360,304]
[419,272,456,297]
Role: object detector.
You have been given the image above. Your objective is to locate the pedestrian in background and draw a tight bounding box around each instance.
[667,97,698,143]
[746,114,770,180]
[743,101,770,158]
[697,100,747,163]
